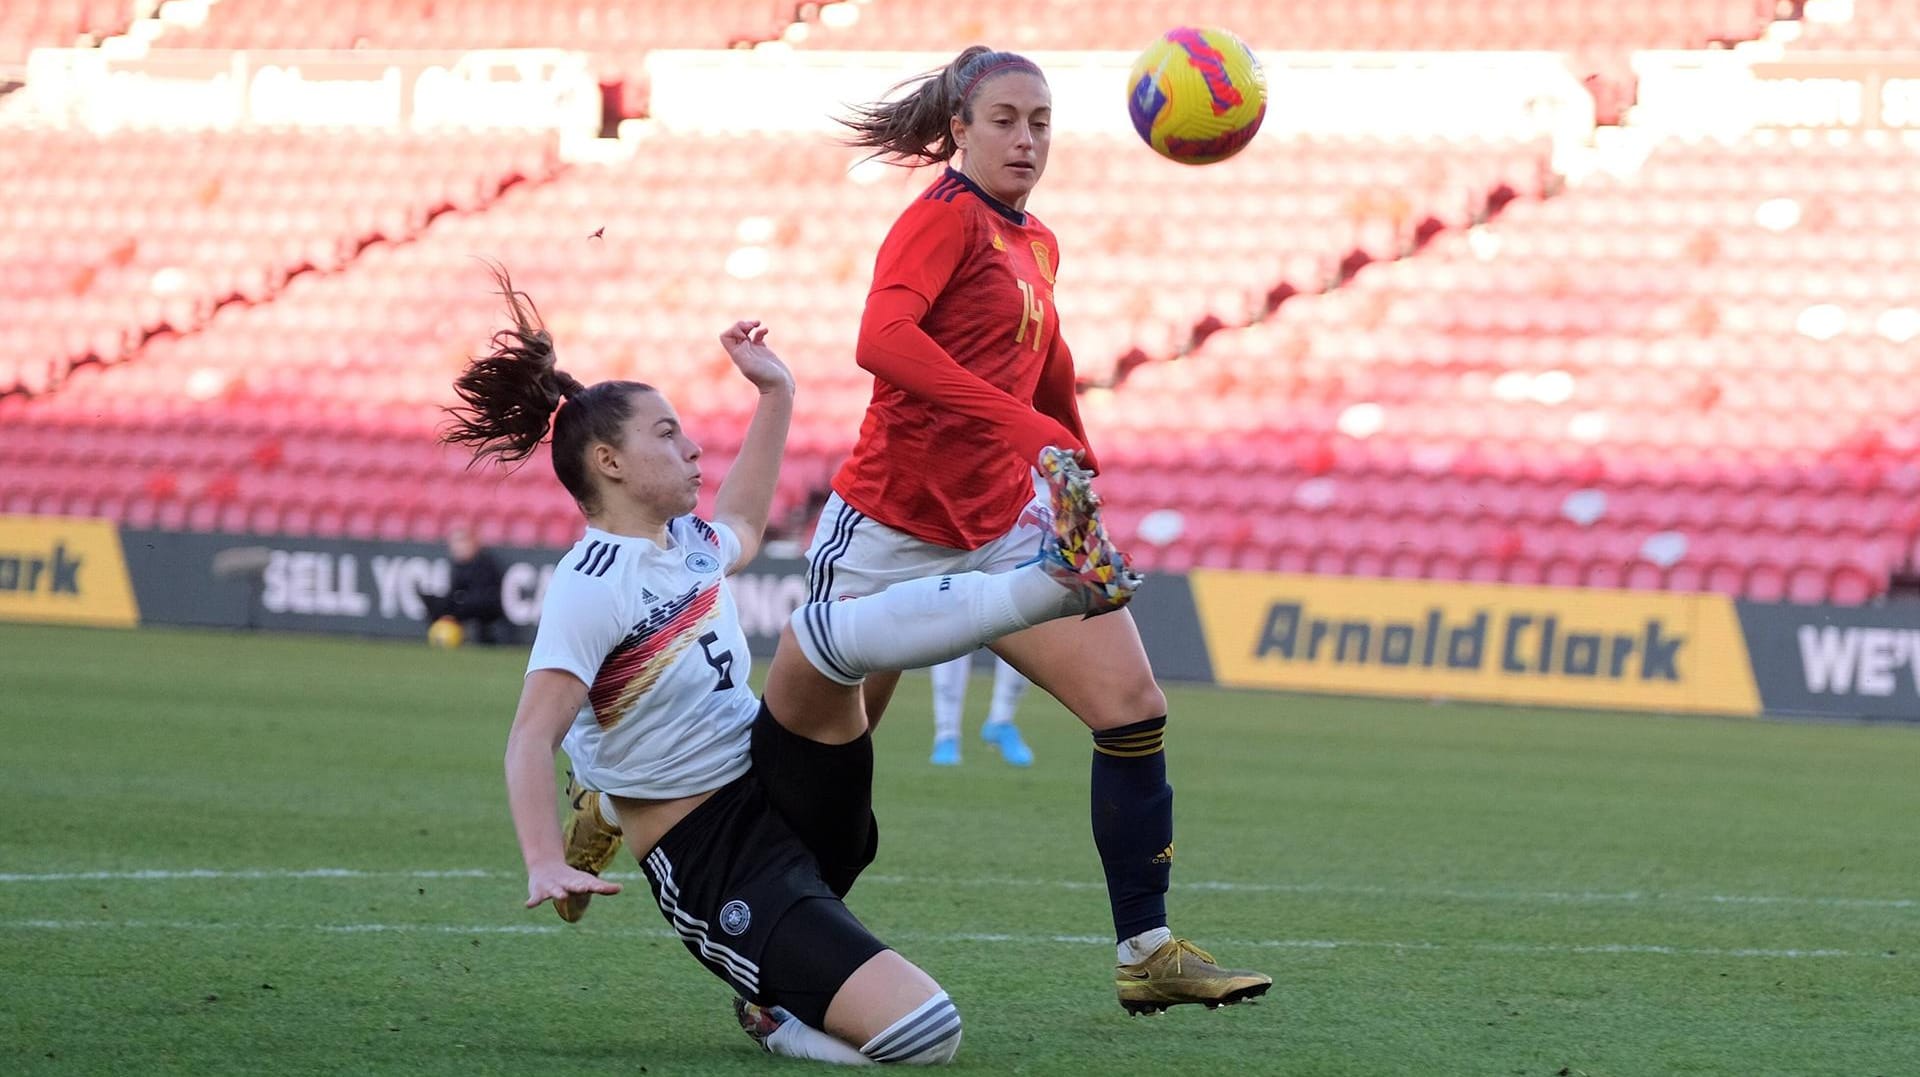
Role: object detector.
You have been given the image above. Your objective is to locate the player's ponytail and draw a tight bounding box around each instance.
[444,262,577,464]
[443,262,653,516]
[840,46,1043,164]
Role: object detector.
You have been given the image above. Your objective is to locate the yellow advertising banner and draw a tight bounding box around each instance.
[1188,571,1761,716]
[0,516,140,628]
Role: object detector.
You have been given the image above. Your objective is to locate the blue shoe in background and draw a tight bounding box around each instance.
[930,736,962,766]
[981,722,1034,767]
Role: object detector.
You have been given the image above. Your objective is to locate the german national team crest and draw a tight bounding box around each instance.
[686,551,720,574]
[719,899,751,936]
[1031,241,1055,284]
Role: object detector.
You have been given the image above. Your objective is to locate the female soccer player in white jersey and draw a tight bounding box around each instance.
[813,47,1273,1014]
[442,267,1137,1065]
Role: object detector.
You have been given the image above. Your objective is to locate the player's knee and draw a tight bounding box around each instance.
[1083,672,1166,729]
[787,606,866,687]
[861,990,961,1065]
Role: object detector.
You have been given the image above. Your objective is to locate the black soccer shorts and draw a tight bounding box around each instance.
[638,768,888,1030]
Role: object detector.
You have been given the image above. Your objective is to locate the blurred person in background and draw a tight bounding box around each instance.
[421,524,507,644]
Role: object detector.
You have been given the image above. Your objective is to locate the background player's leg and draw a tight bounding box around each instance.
[928,654,971,764]
[979,655,1033,766]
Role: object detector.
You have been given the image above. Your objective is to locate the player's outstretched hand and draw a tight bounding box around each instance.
[720,320,795,396]
[525,864,621,910]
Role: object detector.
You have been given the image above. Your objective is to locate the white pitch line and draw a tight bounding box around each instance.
[0,918,1901,961]
[2,867,1912,912]
[0,868,495,883]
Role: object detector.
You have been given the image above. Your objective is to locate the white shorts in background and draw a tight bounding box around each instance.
[804,480,1051,603]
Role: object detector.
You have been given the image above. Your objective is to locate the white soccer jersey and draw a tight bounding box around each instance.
[527,516,758,800]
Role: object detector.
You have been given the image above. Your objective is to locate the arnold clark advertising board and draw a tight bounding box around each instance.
[1188,571,1763,716]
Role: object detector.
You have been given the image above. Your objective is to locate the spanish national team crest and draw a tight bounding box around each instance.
[685,550,720,574]
[1031,241,1055,284]
[719,899,752,936]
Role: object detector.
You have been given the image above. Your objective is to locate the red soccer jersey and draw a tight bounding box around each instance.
[833,168,1093,549]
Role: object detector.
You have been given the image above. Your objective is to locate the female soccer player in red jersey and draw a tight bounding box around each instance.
[811,47,1274,1015]
[447,267,1134,1062]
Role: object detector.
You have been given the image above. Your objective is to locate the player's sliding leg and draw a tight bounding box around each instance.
[784,447,1138,710]
[928,654,971,765]
[552,769,625,923]
[978,655,1033,767]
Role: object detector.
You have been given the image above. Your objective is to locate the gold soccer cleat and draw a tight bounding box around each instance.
[555,771,624,924]
[1036,446,1142,616]
[1115,937,1273,1016]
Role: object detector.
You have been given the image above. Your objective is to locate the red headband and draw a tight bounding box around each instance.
[960,59,1038,105]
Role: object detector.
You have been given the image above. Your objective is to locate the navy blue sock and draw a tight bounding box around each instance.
[1090,716,1173,942]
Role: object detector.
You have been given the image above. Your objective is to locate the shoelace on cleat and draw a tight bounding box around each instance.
[1166,939,1218,975]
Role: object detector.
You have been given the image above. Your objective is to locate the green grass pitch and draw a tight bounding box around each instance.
[2,622,1916,1076]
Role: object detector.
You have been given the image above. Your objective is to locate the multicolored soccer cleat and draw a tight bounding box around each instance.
[733,996,786,1052]
[1036,446,1142,616]
[555,771,625,924]
[1115,937,1274,1016]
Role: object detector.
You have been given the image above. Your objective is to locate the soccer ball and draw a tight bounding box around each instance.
[426,616,465,649]
[1126,26,1268,165]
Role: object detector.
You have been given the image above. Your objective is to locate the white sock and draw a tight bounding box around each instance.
[594,792,621,832]
[1117,926,1173,966]
[929,654,971,742]
[792,566,1080,687]
[982,656,1030,728]
[764,1009,873,1065]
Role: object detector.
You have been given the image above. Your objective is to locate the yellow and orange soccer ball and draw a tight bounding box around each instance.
[1127,26,1268,165]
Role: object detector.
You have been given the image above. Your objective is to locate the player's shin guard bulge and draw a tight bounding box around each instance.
[555,772,624,924]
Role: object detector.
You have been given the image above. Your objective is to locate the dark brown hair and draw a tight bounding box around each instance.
[838,46,1044,165]
[441,263,652,515]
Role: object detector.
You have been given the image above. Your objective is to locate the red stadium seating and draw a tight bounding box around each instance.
[3,0,1907,605]
[795,0,1777,52]
[0,0,133,66]
[0,129,560,395]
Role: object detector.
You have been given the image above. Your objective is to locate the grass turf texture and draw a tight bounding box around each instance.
[2,622,1916,1076]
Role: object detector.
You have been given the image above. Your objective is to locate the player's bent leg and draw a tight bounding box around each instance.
[754,896,959,1065]
[763,629,870,745]
[749,696,878,897]
[828,951,958,1064]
